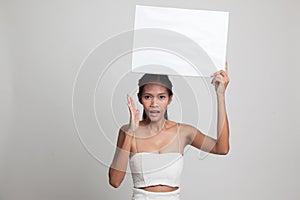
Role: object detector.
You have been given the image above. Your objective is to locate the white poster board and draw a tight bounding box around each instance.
[132,5,229,77]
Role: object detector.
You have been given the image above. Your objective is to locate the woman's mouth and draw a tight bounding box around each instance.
[149,110,160,117]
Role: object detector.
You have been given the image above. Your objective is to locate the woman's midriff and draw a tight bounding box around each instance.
[139,185,179,192]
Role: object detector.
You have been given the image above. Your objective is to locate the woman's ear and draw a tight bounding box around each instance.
[137,93,142,104]
[168,95,173,104]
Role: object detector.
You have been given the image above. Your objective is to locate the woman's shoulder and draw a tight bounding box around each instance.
[166,121,196,131]
[164,120,177,129]
[119,124,130,134]
[169,121,194,128]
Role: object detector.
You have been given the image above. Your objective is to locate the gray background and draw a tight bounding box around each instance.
[1,0,299,200]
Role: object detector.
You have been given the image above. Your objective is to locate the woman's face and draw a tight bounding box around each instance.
[139,83,172,122]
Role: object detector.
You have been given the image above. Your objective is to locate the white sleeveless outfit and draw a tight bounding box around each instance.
[129,123,183,200]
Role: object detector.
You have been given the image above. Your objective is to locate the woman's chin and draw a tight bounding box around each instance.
[148,114,163,122]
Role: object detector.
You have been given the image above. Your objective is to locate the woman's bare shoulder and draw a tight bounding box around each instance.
[165,121,196,132]
[119,121,144,132]
[119,124,130,134]
[176,122,195,129]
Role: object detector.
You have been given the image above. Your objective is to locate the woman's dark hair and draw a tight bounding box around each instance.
[137,73,173,120]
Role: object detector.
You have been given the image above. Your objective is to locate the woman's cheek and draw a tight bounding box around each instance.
[142,100,151,108]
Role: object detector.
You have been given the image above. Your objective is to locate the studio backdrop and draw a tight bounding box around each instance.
[0,0,299,200]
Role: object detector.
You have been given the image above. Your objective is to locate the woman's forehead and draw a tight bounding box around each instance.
[143,83,168,93]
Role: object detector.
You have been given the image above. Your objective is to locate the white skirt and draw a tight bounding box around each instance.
[132,188,180,200]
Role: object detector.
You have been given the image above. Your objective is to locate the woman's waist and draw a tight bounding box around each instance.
[133,185,180,196]
[137,185,179,193]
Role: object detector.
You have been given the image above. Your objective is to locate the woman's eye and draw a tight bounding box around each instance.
[144,96,151,99]
[159,96,166,99]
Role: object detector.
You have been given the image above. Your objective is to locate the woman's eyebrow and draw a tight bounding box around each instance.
[143,92,153,95]
[143,92,167,96]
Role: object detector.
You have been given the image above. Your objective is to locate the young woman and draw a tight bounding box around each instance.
[109,64,230,200]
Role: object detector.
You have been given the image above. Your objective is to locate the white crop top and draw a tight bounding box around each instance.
[129,152,183,188]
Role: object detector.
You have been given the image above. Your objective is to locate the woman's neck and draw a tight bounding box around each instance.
[144,118,166,132]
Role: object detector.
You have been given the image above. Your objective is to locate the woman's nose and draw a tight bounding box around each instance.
[150,97,158,106]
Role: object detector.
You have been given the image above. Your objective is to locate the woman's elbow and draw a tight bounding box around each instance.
[108,168,124,188]
[219,146,230,155]
[109,179,121,188]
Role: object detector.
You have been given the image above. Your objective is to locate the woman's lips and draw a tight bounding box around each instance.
[149,110,160,117]
[150,110,160,113]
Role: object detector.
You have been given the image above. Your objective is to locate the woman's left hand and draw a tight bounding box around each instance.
[211,61,230,96]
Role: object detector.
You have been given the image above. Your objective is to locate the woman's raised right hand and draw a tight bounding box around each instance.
[127,95,140,134]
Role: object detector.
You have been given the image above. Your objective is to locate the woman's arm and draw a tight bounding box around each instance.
[187,63,230,155]
[108,95,139,188]
[214,94,230,154]
[108,126,132,188]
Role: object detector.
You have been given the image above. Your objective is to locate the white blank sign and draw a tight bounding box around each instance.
[132,5,229,77]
